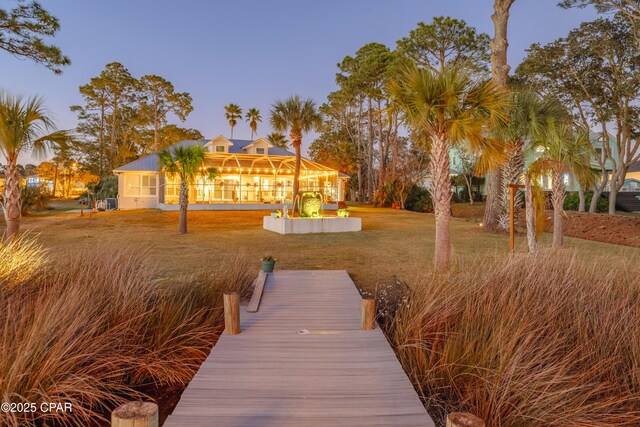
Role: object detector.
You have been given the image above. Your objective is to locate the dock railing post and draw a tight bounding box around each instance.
[224,292,241,335]
[111,401,158,427]
[446,412,485,427]
[361,298,376,330]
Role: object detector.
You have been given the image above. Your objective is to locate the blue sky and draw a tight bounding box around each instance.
[2,0,598,163]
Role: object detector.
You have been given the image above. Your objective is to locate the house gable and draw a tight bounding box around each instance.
[204,135,234,153]
[242,138,273,155]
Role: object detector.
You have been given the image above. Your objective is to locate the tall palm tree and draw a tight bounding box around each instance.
[494,91,567,231]
[270,96,321,212]
[265,132,288,150]
[245,108,262,140]
[158,145,214,235]
[389,65,510,269]
[0,92,68,241]
[529,125,595,248]
[224,103,242,139]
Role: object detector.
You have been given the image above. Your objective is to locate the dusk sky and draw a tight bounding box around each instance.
[2,0,598,163]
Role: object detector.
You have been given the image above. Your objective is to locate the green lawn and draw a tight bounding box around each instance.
[17,205,640,292]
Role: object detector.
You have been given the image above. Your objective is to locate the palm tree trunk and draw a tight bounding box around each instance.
[484,170,501,229]
[430,135,452,270]
[524,174,537,253]
[178,181,188,234]
[2,161,21,241]
[551,170,565,248]
[498,139,524,230]
[485,0,514,230]
[578,185,586,212]
[291,129,303,214]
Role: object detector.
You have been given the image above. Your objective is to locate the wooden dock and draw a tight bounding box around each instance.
[164,270,434,427]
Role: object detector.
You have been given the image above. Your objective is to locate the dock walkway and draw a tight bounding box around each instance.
[164,270,434,427]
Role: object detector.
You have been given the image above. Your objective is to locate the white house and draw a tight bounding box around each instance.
[113,136,348,210]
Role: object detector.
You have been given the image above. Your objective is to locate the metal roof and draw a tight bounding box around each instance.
[113,138,295,172]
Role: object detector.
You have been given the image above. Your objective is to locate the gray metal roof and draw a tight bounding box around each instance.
[114,139,295,172]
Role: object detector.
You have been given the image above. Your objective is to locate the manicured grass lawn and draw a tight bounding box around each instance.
[19,205,640,292]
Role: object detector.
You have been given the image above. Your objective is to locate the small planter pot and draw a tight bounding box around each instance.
[261,260,276,273]
[270,212,277,218]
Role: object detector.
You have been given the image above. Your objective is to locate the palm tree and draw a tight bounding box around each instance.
[224,103,242,139]
[494,91,567,231]
[270,96,321,213]
[389,65,510,269]
[528,125,595,248]
[158,145,214,235]
[245,108,262,140]
[265,132,288,150]
[0,92,68,241]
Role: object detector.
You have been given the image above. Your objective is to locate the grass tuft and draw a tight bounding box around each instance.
[389,250,640,426]
[0,239,253,426]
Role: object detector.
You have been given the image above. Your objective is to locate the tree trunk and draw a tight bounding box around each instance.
[357,100,364,202]
[485,0,514,229]
[484,170,501,228]
[498,139,524,230]
[490,0,514,88]
[2,161,21,241]
[100,104,106,176]
[589,176,608,213]
[524,174,537,253]
[110,102,118,173]
[291,128,303,213]
[578,185,586,212]
[430,135,452,270]
[608,169,626,215]
[367,99,374,203]
[178,181,188,235]
[551,170,565,248]
[377,99,386,195]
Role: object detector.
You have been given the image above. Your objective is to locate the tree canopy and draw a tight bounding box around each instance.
[0,1,70,73]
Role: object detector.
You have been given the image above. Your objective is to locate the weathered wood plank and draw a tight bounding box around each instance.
[246,271,267,313]
[164,270,434,427]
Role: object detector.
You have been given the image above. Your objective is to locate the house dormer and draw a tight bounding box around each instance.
[242,138,272,155]
[205,135,234,153]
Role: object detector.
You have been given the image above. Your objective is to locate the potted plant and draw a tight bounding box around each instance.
[261,255,276,272]
[270,210,278,218]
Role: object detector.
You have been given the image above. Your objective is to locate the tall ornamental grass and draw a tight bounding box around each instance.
[0,238,253,427]
[390,251,640,426]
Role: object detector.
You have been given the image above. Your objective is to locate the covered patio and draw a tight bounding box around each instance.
[159,152,347,207]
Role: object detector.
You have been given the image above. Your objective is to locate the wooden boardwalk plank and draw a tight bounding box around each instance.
[246,271,267,313]
[164,270,433,427]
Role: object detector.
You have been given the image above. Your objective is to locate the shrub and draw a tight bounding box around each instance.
[389,252,640,426]
[0,239,254,426]
[564,192,608,213]
[405,185,433,213]
[0,186,52,215]
[89,175,118,199]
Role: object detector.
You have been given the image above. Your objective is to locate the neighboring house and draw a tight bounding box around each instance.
[113,135,348,210]
[25,174,53,192]
[622,161,640,191]
[448,132,639,195]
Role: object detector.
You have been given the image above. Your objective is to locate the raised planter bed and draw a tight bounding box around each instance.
[263,216,361,234]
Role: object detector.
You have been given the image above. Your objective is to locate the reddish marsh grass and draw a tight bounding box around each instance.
[390,251,640,426]
[0,238,253,426]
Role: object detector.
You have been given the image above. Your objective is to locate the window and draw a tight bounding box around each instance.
[141,175,157,196]
[595,148,603,159]
[125,174,156,196]
[256,147,265,155]
[215,145,225,153]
